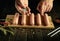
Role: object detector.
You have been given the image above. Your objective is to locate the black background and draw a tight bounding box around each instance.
[0,0,60,19]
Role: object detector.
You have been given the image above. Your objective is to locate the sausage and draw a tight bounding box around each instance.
[36,13,42,25]
[29,13,35,25]
[13,13,19,25]
[21,14,26,25]
[44,13,50,26]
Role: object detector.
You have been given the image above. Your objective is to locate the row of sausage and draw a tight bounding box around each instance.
[13,13,50,26]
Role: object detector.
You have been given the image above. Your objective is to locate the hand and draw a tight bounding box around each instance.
[15,0,31,15]
[37,0,53,16]
[19,6,31,15]
[18,6,31,15]
[26,7,31,15]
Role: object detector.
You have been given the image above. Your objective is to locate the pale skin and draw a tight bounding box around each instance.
[15,0,30,15]
[37,0,54,16]
[15,0,53,15]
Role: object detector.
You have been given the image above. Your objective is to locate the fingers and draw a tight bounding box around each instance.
[27,7,31,14]
[40,2,45,16]
[47,4,53,12]
[37,1,53,14]
[37,1,44,13]
[37,1,47,16]
[49,4,53,12]
[46,2,53,12]
[21,7,31,15]
[48,6,51,12]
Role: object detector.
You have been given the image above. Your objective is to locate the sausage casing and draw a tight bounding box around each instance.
[13,13,19,25]
[36,13,41,25]
[44,14,50,26]
[21,14,26,25]
[29,13,35,25]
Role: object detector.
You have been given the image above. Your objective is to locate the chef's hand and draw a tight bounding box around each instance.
[37,0,54,16]
[15,0,31,15]
[21,6,31,15]
[26,7,31,15]
[15,4,31,15]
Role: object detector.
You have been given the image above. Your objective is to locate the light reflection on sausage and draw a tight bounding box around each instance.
[21,14,26,25]
[29,13,35,25]
[13,13,19,25]
[44,14,50,26]
[36,13,41,25]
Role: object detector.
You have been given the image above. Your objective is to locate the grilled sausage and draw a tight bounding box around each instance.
[13,13,19,25]
[36,13,42,25]
[21,14,26,25]
[29,13,35,25]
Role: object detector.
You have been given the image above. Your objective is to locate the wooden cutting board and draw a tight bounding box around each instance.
[5,15,54,29]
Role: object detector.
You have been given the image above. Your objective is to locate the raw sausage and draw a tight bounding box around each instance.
[21,14,26,25]
[13,13,19,25]
[29,13,35,25]
[44,13,50,26]
[36,13,42,25]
